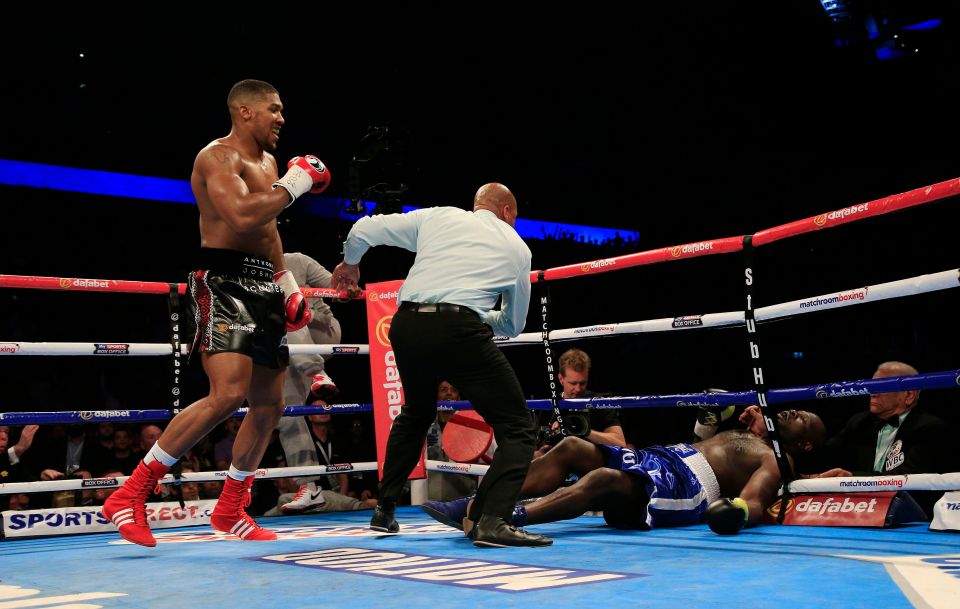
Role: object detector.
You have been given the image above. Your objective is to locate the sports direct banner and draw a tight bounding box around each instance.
[365,280,425,480]
[763,492,895,527]
[2,499,216,539]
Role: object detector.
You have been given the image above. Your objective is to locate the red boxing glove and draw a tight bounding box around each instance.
[273,270,312,331]
[272,155,331,206]
[310,373,340,402]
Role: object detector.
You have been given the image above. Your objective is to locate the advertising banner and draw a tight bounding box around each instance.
[764,492,895,527]
[365,280,425,480]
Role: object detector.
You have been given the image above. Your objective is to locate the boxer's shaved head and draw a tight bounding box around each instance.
[227,79,278,111]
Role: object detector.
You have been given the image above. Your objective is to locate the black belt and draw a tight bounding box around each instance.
[400,301,473,314]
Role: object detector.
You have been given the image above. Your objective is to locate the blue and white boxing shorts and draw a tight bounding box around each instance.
[599,443,721,529]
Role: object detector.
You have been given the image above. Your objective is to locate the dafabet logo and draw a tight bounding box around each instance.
[375,315,392,347]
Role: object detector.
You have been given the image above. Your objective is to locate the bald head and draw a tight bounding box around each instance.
[875,361,919,378]
[473,183,518,227]
[871,360,920,419]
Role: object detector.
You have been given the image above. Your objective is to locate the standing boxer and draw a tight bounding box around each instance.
[102,79,329,547]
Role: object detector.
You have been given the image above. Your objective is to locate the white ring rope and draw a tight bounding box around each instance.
[789,473,960,494]
[0,462,379,495]
[427,464,960,493]
[497,267,960,344]
[9,462,958,494]
[3,269,956,355]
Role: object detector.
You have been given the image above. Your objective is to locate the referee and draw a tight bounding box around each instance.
[331,183,550,547]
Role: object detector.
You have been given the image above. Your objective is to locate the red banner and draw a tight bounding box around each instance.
[763,492,895,527]
[365,280,425,480]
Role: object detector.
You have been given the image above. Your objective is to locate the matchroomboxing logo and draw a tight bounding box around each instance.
[799,287,868,310]
[0,342,21,354]
[839,478,904,489]
[374,316,393,347]
[670,241,714,257]
[572,325,617,335]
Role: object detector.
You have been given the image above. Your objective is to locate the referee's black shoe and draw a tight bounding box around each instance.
[471,514,552,548]
[370,505,399,533]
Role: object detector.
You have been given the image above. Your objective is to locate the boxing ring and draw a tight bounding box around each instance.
[0,510,956,608]
[2,176,960,608]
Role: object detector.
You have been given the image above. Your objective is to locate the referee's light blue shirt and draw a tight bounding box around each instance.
[343,207,532,338]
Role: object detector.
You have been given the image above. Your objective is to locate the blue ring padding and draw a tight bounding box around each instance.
[2,370,958,424]
[0,403,372,425]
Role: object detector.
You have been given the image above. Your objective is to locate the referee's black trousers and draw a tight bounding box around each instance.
[379,305,537,521]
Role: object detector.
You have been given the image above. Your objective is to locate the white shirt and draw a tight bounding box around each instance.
[343,207,532,337]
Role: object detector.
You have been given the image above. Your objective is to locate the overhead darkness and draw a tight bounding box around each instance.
[3,3,958,240]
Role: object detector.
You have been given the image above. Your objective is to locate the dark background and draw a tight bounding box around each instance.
[1,3,958,448]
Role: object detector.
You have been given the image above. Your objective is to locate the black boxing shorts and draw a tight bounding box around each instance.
[185,248,289,369]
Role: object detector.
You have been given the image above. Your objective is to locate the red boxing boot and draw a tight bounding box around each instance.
[101,460,170,547]
[210,476,277,541]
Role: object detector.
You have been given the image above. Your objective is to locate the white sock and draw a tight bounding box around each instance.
[143,442,177,467]
[228,465,254,482]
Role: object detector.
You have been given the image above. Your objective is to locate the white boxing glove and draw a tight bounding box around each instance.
[273,155,331,206]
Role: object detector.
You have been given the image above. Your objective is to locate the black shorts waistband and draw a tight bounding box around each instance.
[399,302,476,316]
[197,248,275,280]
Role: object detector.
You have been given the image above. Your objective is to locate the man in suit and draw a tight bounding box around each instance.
[1,425,38,483]
[815,361,953,516]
